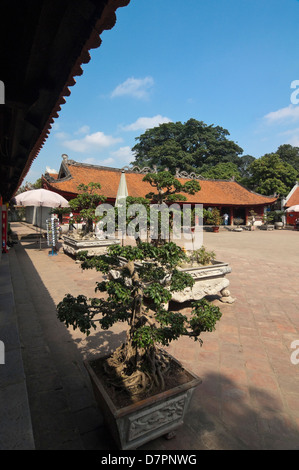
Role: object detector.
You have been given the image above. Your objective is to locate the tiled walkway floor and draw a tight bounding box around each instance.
[5,223,299,449]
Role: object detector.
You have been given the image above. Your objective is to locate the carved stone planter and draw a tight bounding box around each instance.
[117,257,235,305]
[62,235,120,257]
[84,354,201,450]
[173,261,235,304]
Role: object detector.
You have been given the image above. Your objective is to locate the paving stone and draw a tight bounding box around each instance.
[2,223,299,450]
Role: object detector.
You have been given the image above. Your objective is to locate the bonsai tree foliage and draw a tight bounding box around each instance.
[143,170,201,205]
[57,242,222,400]
[49,207,71,224]
[248,209,258,226]
[142,170,201,245]
[186,246,216,266]
[262,211,275,226]
[113,196,151,245]
[204,208,222,226]
[69,182,106,234]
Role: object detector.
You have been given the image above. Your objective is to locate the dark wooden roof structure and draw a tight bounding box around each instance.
[0,0,130,202]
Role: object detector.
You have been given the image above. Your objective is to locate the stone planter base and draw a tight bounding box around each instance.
[173,261,235,304]
[116,258,235,306]
[62,235,120,257]
[84,354,201,450]
[259,225,274,231]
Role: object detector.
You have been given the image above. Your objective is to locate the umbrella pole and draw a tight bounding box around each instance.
[39,205,42,250]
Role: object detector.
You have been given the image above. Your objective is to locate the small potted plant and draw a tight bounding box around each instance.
[271,210,285,230]
[204,208,222,232]
[57,242,222,450]
[247,210,257,231]
[261,212,275,230]
[233,217,244,232]
[186,246,216,267]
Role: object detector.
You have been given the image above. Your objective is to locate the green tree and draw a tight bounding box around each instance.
[237,154,255,178]
[245,153,298,196]
[200,162,241,180]
[69,183,106,234]
[16,177,42,194]
[142,171,201,245]
[132,118,243,174]
[276,144,299,173]
[57,242,222,397]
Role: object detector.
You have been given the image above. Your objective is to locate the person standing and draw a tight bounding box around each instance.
[223,213,229,226]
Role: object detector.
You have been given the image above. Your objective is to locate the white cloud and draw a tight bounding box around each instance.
[122,115,172,132]
[110,146,134,164]
[263,105,299,124]
[82,157,115,166]
[55,131,70,140]
[75,125,90,135]
[279,128,299,146]
[111,76,154,99]
[46,166,58,174]
[63,131,122,153]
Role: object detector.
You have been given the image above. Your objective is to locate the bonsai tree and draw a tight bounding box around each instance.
[57,242,222,399]
[269,210,285,223]
[49,207,71,224]
[204,208,222,227]
[248,210,257,227]
[69,182,106,235]
[142,171,201,246]
[114,196,151,245]
[262,211,275,227]
[187,246,216,266]
[233,217,244,227]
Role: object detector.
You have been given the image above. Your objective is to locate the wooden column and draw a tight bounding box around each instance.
[229,207,234,225]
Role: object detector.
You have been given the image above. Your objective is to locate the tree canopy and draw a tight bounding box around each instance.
[200,162,241,181]
[243,153,298,196]
[132,118,244,174]
[276,144,299,173]
[130,118,299,197]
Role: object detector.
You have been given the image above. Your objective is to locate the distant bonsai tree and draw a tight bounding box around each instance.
[69,183,106,234]
[49,207,71,224]
[204,208,222,226]
[142,171,201,245]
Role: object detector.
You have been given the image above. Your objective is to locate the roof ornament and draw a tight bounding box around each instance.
[122,165,158,174]
[175,168,205,180]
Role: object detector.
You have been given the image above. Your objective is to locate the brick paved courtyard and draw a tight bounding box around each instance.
[5,223,299,449]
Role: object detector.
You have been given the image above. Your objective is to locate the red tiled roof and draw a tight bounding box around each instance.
[285,187,299,208]
[42,161,277,206]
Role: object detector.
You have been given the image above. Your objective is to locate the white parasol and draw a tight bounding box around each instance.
[286,205,299,212]
[13,189,69,249]
[14,188,69,208]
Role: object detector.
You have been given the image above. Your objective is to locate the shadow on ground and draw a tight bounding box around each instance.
[7,241,299,450]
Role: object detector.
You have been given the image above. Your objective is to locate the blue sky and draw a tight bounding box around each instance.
[27,0,299,183]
